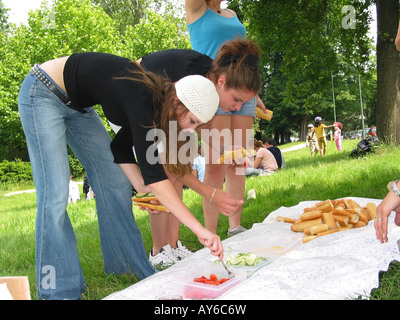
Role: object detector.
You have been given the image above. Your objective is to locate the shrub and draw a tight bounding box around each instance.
[0,159,33,183]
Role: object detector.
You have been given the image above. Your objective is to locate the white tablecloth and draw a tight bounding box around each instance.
[104,198,400,300]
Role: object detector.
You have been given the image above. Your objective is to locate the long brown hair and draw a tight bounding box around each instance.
[208,38,262,93]
[117,62,195,178]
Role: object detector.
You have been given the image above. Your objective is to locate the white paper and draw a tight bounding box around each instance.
[104,198,400,300]
[0,283,14,300]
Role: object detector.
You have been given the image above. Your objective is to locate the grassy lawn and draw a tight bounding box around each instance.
[1,139,400,300]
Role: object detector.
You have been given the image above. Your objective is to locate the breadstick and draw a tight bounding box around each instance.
[276,216,297,224]
[346,198,362,209]
[299,210,322,221]
[291,218,322,232]
[332,214,349,226]
[315,200,334,213]
[334,207,349,216]
[348,213,359,224]
[357,210,371,224]
[366,203,377,219]
[256,106,273,121]
[317,229,339,237]
[322,211,337,230]
[304,224,329,236]
[303,235,318,243]
[354,221,367,228]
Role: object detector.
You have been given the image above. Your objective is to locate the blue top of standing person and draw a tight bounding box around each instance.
[187,7,246,59]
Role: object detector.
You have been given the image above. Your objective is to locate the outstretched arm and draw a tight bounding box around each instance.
[178,173,243,216]
[149,179,223,258]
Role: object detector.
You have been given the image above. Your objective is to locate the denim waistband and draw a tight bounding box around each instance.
[31,64,71,105]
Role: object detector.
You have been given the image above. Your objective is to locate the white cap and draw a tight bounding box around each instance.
[175,75,219,123]
[308,124,314,128]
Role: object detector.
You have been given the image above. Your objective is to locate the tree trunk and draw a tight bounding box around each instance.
[376,0,400,144]
[300,115,309,141]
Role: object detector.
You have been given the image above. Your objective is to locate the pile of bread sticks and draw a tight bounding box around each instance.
[276,198,377,243]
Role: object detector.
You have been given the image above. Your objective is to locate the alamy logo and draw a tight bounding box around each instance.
[145,121,254,167]
[342,5,356,30]
[41,265,56,290]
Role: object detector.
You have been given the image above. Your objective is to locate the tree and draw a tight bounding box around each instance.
[230,0,374,142]
[91,0,150,34]
[375,0,399,144]
[0,0,190,160]
[0,0,9,32]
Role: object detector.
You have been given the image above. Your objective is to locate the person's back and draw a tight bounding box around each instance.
[256,147,278,172]
[263,138,282,168]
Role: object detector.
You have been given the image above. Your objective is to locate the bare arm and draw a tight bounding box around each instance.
[185,0,207,24]
[119,163,152,193]
[253,156,262,169]
[149,179,223,258]
[178,173,243,216]
[256,96,267,112]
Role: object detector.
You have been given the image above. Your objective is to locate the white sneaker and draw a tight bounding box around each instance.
[149,244,179,269]
[172,240,193,260]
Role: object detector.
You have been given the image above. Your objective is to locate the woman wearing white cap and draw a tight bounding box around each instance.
[18,52,225,300]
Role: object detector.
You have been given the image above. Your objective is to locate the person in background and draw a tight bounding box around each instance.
[192,146,205,182]
[185,0,266,237]
[264,138,285,169]
[83,175,95,200]
[334,122,343,152]
[245,139,278,177]
[68,174,80,204]
[314,116,334,157]
[306,124,319,157]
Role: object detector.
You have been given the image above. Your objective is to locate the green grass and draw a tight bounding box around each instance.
[1,139,400,300]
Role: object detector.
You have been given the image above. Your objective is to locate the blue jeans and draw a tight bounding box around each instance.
[18,68,155,300]
[214,97,257,116]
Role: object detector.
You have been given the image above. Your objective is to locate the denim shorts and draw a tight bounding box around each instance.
[215,96,257,116]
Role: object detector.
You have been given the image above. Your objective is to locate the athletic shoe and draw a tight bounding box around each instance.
[172,240,193,260]
[149,244,179,269]
[227,225,247,237]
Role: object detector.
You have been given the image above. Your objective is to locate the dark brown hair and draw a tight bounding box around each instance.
[208,38,262,94]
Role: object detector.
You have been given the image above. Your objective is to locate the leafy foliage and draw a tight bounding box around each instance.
[230,0,375,143]
[0,159,32,183]
[0,0,188,160]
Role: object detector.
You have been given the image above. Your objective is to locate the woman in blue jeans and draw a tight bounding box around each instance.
[18,52,234,299]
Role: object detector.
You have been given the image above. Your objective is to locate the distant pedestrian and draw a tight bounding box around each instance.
[334,122,343,152]
[306,124,319,157]
[68,175,80,204]
[314,116,334,156]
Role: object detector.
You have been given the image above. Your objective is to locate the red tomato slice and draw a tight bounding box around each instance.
[209,274,218,282]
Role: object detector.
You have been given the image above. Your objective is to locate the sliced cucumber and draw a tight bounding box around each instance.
[225,252,266,267]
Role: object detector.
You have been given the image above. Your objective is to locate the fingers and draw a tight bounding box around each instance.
[219,199,243,216]
[202,234,223,258]
[375,204,388,243]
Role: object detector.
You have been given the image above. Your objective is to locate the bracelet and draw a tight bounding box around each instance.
[210,188,217,204]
